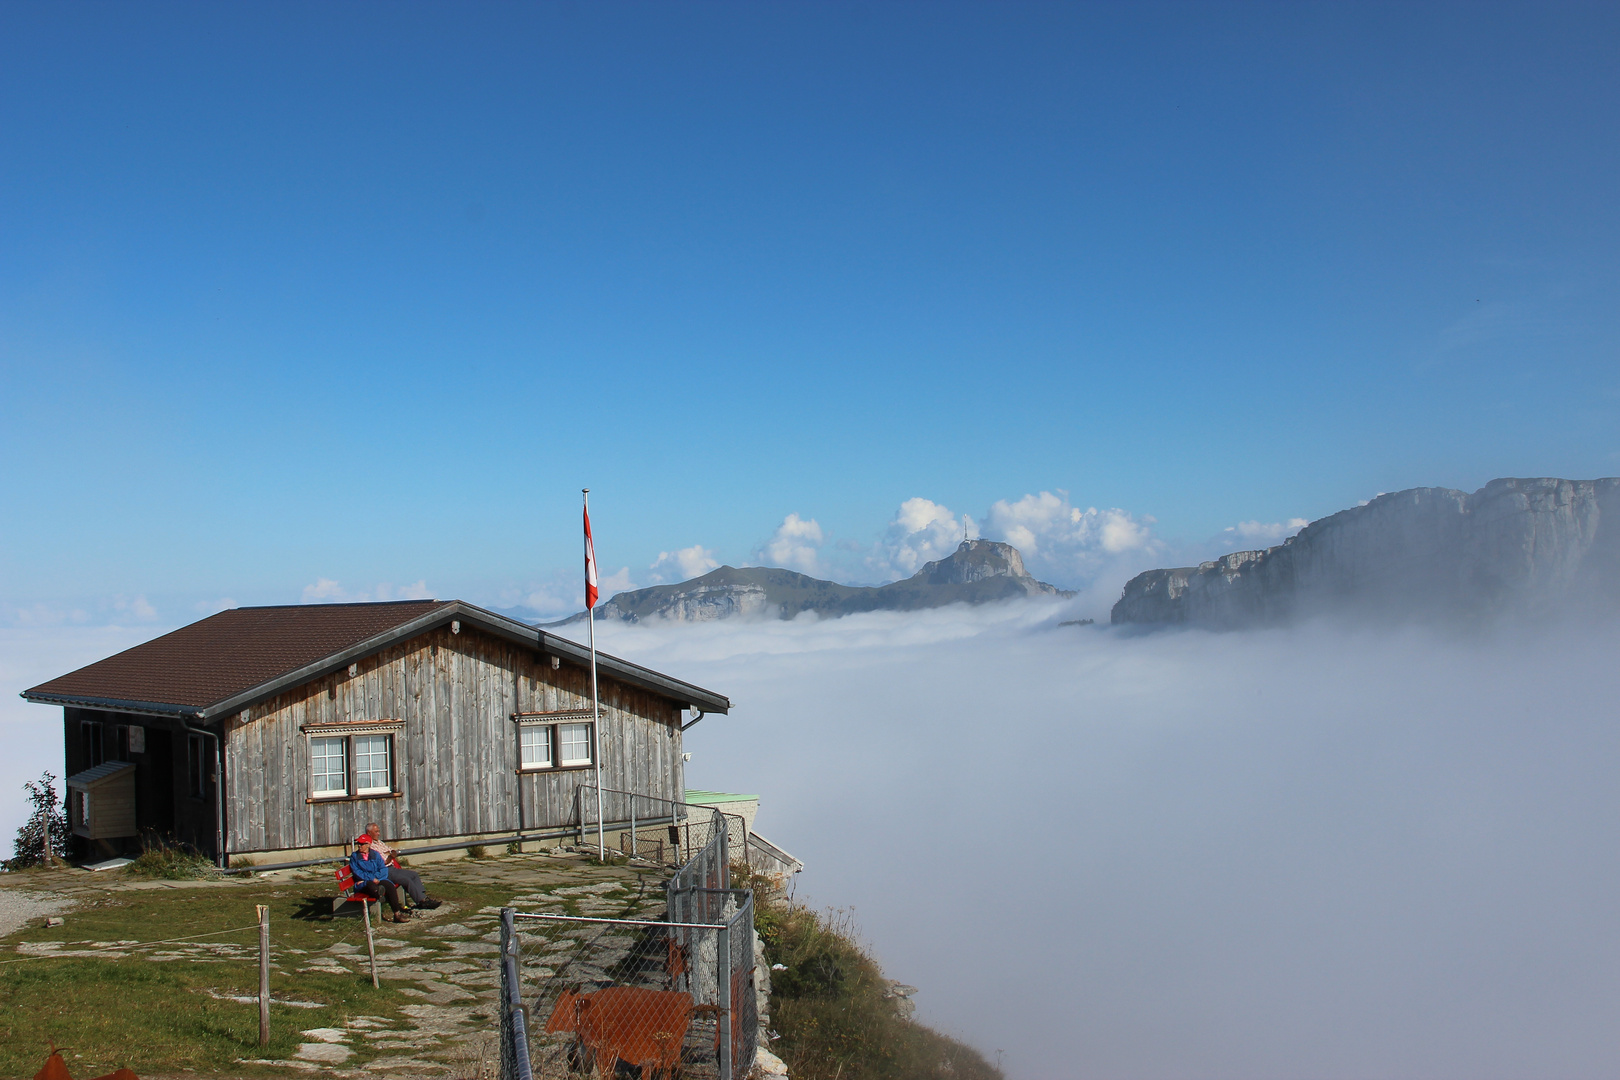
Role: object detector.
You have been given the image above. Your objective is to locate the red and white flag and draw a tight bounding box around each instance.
[583,503,599,609]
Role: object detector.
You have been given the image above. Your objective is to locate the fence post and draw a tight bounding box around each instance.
[499,908,513,1079]
[256,904,270,1047]
[719,809,729,892]
[630,793,637,860]
[362,898,379,989]
[717,919,733,1080]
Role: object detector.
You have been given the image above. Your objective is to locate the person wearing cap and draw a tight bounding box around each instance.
[349,834,408,923]
[365,821,441,911]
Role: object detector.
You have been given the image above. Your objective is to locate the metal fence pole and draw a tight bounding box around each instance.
[717,916,733,1080]
[499,908,513,1078]
[500,906,533,1080]
[630,792,637,859]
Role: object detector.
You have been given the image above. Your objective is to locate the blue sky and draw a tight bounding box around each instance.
[2,1,1617,623]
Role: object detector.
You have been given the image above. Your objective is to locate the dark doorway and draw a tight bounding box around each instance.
[141,729,175,834]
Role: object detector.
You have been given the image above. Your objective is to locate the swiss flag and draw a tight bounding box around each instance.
[584,504,599,609]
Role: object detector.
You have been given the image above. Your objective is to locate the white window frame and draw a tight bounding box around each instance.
[311,736,349,797]
[353,734,393,796]
[520,725,553,769]
[558,722,594,767]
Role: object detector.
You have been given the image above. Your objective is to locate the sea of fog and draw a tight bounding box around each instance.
[7,606,1620,1079]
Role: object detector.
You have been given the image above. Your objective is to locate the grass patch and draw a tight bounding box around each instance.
[124,844,216,880]
[739,863,1003,1080]
[0,854,660,1078]
[0,886,419,1077]
[465,844,489,859]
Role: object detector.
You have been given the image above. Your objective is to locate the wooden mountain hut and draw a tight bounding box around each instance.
[21,600,730,864]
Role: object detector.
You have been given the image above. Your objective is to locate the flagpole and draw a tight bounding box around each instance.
[584,489,605,861]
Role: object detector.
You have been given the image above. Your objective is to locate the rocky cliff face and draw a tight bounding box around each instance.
[1112,477,1620,629]
[578,540,1070,624]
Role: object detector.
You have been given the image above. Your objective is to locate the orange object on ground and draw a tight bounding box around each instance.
[32,1049,139,1080]
[546,986,693,1078]
[34,1050,72,1080]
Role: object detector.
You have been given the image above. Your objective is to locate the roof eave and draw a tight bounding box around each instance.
[21,600,732,721]
[17,692,206,720]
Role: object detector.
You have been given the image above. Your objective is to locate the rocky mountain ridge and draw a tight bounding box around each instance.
[560,539,1071,624]
[1111,477,1620,629]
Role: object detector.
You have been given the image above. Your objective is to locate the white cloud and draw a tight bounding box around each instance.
[598,566,635,596]
[11,603,91,627]
[867,497,974,580]
[112,595,158,621]
[981,491,1162,581]
[648,545,720,584]
[1221,518,1310,546]
[301,579,433,604]
[752,514,826,576]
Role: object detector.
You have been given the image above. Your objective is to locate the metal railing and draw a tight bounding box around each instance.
[576,784,749,870]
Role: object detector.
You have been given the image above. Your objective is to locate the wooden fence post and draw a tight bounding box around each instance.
[256,904,270,1047]
[363,899,379,989]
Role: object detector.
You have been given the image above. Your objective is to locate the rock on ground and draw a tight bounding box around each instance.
[0,890,74,938]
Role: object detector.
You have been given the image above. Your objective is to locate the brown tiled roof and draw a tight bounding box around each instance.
[24,601,449,713]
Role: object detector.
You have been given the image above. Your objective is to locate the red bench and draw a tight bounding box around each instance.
[333,863,384,917]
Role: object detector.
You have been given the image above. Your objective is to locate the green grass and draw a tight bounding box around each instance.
[123,844,216,879]
[740,863,1003,1080]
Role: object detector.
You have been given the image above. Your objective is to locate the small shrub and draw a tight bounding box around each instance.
[465,844,489,860]
[124,842,213,880]
[4,773,70,871]
[229,855,257,870]
[506,840,522,855]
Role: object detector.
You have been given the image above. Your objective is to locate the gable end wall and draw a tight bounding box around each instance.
[222,624,683,854]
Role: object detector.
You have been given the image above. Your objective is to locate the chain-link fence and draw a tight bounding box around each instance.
[500,802,758,1080]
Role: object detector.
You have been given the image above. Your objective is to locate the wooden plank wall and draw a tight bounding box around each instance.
[222,624,684,854]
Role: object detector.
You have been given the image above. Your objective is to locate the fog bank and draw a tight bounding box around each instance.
[7,608,1620,1079]
[580,604,1620,1080]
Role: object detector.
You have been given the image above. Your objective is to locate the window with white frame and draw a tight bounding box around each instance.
[354,734,392,794]
[558,722,593,766]
[513,713,594,770]
[305,724,403,800]
[311,736,348,797]
[520,725,553,769]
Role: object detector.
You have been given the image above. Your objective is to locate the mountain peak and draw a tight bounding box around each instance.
[913,539,1031,585]
[558,540,1071,625]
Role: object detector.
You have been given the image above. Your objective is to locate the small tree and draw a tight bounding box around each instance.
[5,772,70,871]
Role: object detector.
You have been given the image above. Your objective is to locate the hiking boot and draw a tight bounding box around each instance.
[420,898,443,910]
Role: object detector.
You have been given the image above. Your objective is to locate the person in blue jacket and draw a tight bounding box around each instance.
[350,834,408,923]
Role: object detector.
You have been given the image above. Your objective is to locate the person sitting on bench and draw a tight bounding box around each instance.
[349,835,409,923]
[365,822,441,911]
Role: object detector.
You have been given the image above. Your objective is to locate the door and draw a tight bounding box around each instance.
[141,729,175,835]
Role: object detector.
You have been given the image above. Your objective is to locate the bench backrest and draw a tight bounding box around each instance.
[334,863,369,901]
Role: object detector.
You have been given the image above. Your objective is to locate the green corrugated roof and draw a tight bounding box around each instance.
[684,789,758,804]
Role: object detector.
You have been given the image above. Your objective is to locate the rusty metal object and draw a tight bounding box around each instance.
[545,986,694,1078]
[33,1049,139,1080]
